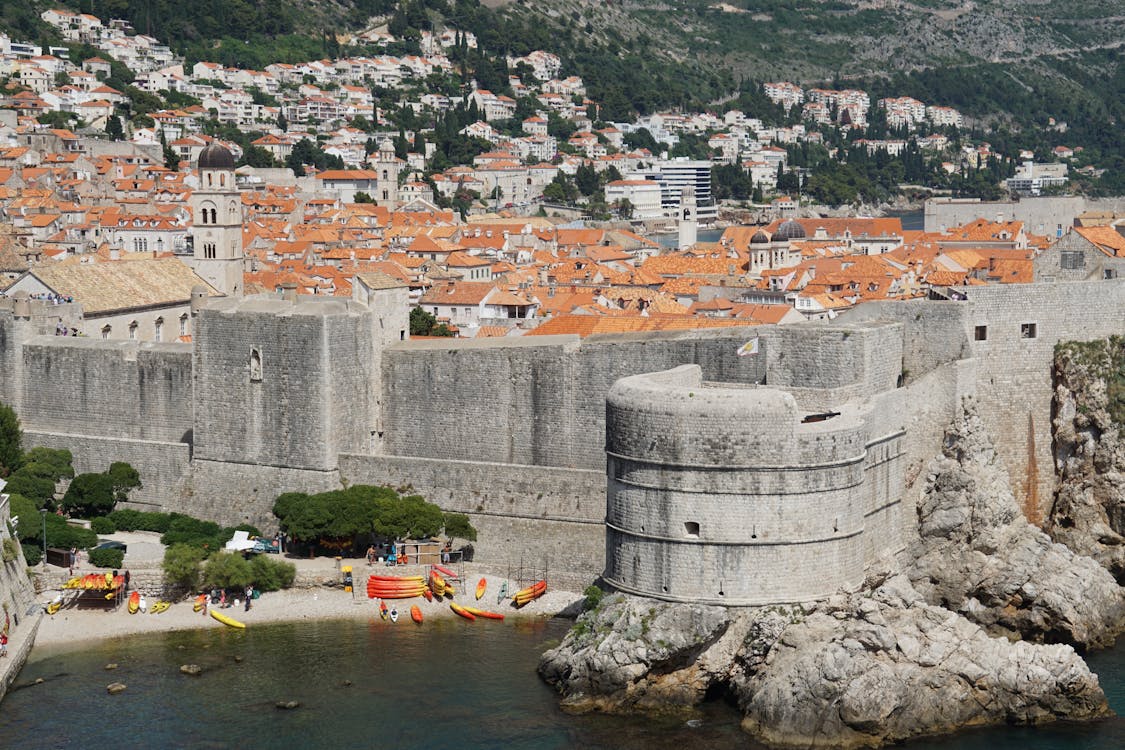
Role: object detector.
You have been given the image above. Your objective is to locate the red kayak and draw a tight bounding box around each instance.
[410,605,423,624]
[432,564,459,580]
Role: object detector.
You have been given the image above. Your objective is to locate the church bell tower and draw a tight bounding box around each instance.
[188,142,244,297]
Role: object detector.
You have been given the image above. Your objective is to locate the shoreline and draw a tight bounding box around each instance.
[32,572,584,653]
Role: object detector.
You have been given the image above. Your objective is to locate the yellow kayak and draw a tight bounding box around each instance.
[150,601,171,614]
[210,609,246,629]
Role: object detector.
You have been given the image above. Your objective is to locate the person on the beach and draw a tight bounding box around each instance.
[1,632,8,658]
[220,589,227,608]
[367,545,376,565]
[244,586,252,611]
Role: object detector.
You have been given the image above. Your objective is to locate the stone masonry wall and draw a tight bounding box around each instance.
[960,280,1125,523]
[20,338,193,443]
[24,431,191,510]
[603,365,873,605]
[338,453,605,581]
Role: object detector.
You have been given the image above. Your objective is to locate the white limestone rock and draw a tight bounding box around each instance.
[1048,341,1125,581]
[908,397,1125,648]
[734,575,1110,749]
[538,593,736,712]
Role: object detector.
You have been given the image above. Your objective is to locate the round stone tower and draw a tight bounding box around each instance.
[603,365,869,606]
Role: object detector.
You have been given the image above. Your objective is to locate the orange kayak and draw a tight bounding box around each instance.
[513,580,547,607]
[450,602,476,621]
[475,578,486,600]
[410,605,423,624]
[423,587,433,602]
[462,605,504,621]
[127,591,140,614]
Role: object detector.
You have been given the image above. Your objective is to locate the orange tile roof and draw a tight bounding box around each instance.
[527,314,756,337]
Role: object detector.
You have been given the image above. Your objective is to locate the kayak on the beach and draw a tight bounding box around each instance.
[475,578,486,600]
[450,602,476,621]
[410,605,423,624]
[127,591,140,614]
[210,609,246,629]
[461,605,504,621]
[512,580,547,607]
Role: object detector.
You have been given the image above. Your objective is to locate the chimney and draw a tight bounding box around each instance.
[281,281,298,302]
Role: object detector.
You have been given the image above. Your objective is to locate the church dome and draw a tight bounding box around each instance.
[774,219,806,241]
[198,142,235,170]
[750,229,771,245]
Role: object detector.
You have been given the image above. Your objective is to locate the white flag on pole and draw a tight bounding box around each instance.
[737,337,760,357]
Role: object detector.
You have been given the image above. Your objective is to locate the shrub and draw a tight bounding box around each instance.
[2,538,20,563]
[108,509,171,533]
[44,515,97,550]
[249,554,296,591]
[88,547,124,569]
[90,516,116,535]
[4,473,58,509]
[583,584,605,611]
[163,543,207,590]
[21,543,41,566]
[160,514,224,549]
[203,551,253,589]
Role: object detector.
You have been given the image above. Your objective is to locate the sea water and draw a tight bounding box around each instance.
[1,617,1122,749]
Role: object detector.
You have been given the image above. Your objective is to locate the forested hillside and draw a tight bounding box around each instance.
[3,0,1121,188]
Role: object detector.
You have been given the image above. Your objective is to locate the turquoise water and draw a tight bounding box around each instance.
[1,617,1122,749]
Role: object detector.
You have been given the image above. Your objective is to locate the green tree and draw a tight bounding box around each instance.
[163,543,208,589]
[574,164,599,196]
[203,551,254,589]
[410,306,437,336]
[442,512,477,544]
[105,115,124,141]
[60,472,117,517]
[0,402,21,477]
[107,462,141,504]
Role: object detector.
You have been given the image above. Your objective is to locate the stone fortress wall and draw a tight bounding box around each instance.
[0,279,1121,596]
[603,366,879,605]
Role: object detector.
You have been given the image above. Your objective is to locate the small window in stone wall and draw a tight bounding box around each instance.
[249,348,263,382]
[684,521,700,538]
[1021,323,1038,339]
[1060,250,1085,270]
[974,325,988,341]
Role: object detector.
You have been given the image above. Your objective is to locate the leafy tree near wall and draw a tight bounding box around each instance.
[60,462,141,517]
[0,402,21,477]
[273,485,449,551]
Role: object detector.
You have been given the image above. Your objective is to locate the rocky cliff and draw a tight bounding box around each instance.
[540,399,1123,747]
[907,397,1125,649]
[540,576,1109,748]
[1049,338,1125,582]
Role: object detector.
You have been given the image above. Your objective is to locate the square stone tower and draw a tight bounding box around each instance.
[191,295,381,470]
[187,142,244,297]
